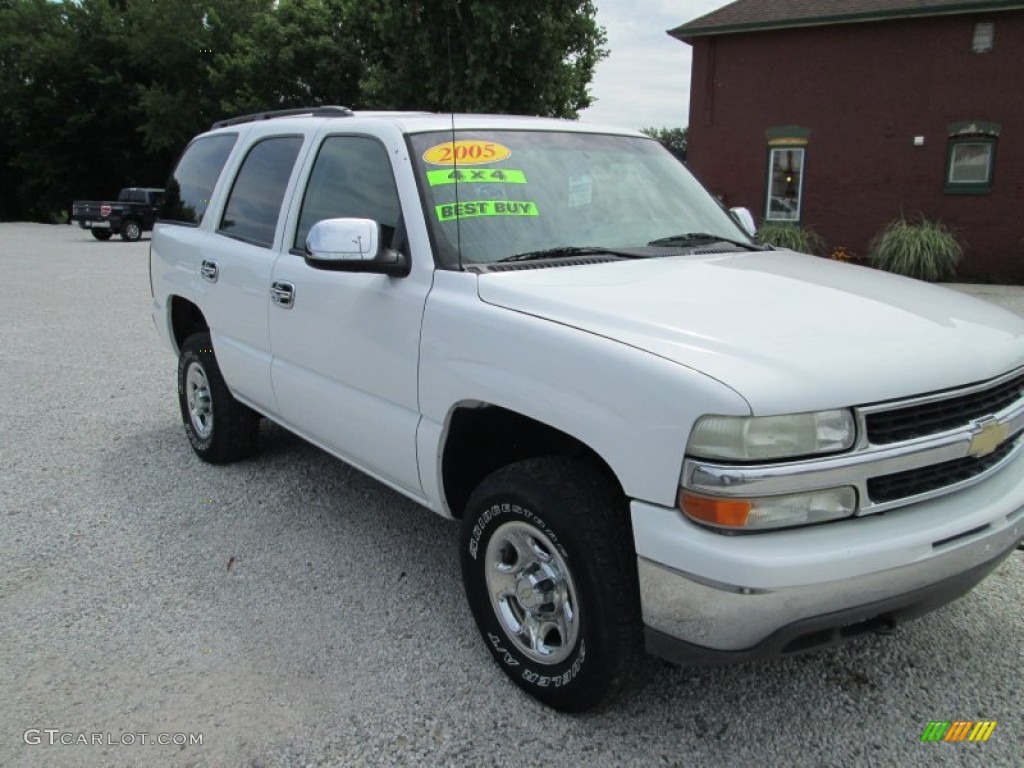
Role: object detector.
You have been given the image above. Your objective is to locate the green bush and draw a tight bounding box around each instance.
[869,216,963,281]
[755,222,825,255]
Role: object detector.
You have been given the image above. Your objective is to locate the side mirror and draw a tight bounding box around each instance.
[305,218,409,277]
[729,207,757,237]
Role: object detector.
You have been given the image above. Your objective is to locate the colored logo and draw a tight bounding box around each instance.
[100,205,112,217]
[920,720,996,742]
[967,419,1008,457]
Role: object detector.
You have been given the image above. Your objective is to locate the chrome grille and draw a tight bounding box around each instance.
[866,370,1024,444]
[867,435,1020,503]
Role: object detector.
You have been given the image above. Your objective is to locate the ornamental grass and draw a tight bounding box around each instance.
[869,216,963,282]
[755,222,825,255]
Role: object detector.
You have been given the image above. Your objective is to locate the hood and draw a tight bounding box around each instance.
[477,251,1024,414]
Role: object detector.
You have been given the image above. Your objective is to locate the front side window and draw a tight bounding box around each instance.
[765,147,805,222]
[408,131,749,266]
[294,136,402,251]
[219,136,303,248]
[161,134,238,225]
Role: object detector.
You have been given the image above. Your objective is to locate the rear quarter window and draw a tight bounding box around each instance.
[160,134,238,225]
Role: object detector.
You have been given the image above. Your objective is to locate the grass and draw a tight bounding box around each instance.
[755,222,825,255]
[869,216,963,281]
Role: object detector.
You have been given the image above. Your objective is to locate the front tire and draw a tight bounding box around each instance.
[177,332,259,463]
[90,229,112,241]
[120,219,142,241]
[460,457,642,711]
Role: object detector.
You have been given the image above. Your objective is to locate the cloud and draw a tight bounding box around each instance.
[579,0,733,130]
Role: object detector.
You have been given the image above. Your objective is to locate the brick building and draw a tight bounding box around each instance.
[670,0,1024,280]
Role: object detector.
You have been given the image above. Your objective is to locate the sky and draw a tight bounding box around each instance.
[579,0,735,130]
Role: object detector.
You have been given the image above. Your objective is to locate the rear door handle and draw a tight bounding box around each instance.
[271,281,295,308]
[200,260,218,283]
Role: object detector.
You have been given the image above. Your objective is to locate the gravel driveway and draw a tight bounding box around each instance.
[2,223,1022,767]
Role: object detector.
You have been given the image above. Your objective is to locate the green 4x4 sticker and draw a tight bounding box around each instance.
[426,169,527,186]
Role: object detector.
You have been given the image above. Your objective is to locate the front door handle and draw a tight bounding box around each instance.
[200,259,218,283]
[271,281,295,308]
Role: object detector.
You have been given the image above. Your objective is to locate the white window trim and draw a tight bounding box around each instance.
[947,141,993,185]
[971,21,994,53]
[765,147,806,222]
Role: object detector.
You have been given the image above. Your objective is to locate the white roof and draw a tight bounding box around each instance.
[205,109,646,139]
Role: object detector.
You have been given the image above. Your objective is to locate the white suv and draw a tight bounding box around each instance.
[150,107,1024,711]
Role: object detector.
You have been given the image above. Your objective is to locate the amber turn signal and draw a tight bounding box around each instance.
[679,492,751,527]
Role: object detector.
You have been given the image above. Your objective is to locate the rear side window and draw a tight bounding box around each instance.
[294,136,401,250]
[161,134,237,225]
[219,136,303,248]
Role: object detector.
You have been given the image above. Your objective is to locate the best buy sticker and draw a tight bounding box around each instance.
[435,200,538,222]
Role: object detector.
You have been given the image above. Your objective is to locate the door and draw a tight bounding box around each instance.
[268,134,431,496]
[199,135,304,410]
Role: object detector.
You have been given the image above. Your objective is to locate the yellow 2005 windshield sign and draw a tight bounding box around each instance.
[426,169,527,186]
[436,200,538,222]
[423,140,511,166]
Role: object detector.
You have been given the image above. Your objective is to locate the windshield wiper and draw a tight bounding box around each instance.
[497,246,644,263]
[647,233,769,251]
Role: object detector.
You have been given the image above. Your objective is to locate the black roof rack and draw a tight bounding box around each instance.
[211,105,354,130]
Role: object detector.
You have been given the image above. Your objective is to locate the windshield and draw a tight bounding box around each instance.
[408,130,752,267]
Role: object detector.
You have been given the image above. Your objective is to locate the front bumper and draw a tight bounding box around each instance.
[631,447,1024,662]
[643,543,1017,665]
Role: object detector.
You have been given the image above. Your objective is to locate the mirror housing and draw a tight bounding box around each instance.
[729,207,757,237]
[305,218,409,277]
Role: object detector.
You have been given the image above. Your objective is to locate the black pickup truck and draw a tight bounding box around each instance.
[71,187,164,241]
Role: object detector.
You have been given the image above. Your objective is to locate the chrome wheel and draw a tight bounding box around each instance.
[484,520,580,665]
[185,362,213,439]
[122,220,141,241]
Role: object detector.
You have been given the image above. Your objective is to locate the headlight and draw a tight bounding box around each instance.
[687,410,856,461]
[680,487,858,531]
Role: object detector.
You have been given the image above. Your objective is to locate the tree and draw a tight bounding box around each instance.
[352,0,607,117]
[0,0,87,218]
[0,0,276,217]
[125,0,274,154]
[0,0,608,220]
[641,126,688,163]
[1,0,174,218]
[210,0,362,117]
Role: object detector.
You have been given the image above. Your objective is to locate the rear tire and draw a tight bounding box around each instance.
[460,457,642,711]
[120,219,142,241]
[90,229,112,241]
[177,332,260,463]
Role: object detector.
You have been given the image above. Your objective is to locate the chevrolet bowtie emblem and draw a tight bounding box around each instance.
[968,419,1009,457]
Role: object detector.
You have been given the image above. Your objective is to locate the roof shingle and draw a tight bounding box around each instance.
[669,0,1024,39]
